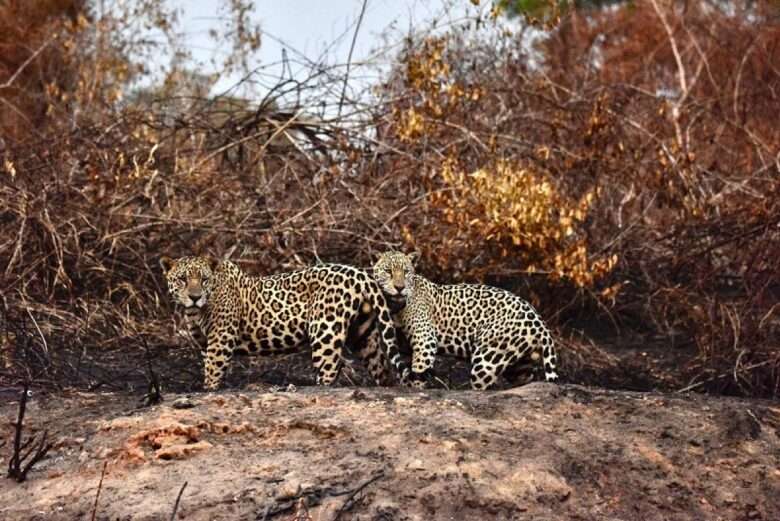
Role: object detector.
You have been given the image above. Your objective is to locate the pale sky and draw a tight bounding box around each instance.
[159,0,484,103]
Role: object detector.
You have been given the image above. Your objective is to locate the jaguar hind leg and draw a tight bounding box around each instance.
[355,329,395,386]
[346,309,394,386]
[309,318,348,385]
[469,337,523,390]
[539,330,560,382]
[468,349,503,390]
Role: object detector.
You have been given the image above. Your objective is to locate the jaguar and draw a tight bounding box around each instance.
[370,251,559,390]
[160,256,409,390]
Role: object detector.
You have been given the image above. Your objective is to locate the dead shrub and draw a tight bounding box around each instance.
[0,0,778,398]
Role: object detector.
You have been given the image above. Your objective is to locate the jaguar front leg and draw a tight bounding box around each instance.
[183,307,207,358]
[407,309,438,389]
[203,317,237,391]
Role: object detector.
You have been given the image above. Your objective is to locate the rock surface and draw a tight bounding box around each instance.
[1,383,778,520]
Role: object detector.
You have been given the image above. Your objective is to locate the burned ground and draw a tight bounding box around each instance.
[2,383,778,520]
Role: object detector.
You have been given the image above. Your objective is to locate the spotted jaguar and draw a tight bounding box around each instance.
[370,251,559,390]
[160,256,409,390]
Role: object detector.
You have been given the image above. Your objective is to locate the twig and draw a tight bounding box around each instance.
[4,214,26,278]
[7,383,53,482]
[7,386,26,478]
[649,0,687,151]
[0,37,56,90]
[26,308,48,355]
[677,360,774,393]
[91,461,108,521]
[141,339,163,407]
[338,0,369,118]
[291,497,312,521]
[256,471,386,520]
[332,471,385,521]
[187,109,304,175]
[169,481,188,521]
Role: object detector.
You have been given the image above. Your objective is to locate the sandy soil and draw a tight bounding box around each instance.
[1,383,779,520]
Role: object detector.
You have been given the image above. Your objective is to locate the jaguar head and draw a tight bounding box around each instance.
[160,256,217,309]
[372,251,418,302]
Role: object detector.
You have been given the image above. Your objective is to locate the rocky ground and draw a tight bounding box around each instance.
[1,382,779,520]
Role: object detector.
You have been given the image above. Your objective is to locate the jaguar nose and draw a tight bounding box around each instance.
[189,291,202,300]
[393,282,405,292]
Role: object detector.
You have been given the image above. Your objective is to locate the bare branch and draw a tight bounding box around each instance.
[0,37,56,90]
[338,0,369,118]
[650,0,687,150]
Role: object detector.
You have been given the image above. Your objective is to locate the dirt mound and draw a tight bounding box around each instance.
[1,384,778,520]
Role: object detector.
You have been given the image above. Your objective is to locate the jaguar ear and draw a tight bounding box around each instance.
[371,250,387,267]
[205,256,219,272]
[406,251,420,265]
[159,256,175,274]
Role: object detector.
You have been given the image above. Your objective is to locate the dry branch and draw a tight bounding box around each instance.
[332,471,385,521]
[169,481,188,521]
[6,384,53,482]
[91,461,108,521]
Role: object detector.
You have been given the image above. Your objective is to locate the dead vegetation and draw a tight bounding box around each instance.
[0,0,778,398]
[6,385,52,482]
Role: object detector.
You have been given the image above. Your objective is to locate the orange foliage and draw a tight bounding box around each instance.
[375,2,780,396]
[0,0,87,141]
